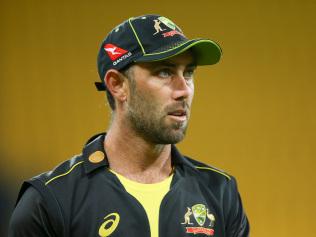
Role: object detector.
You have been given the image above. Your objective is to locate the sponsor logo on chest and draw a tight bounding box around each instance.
[98,212,120,237]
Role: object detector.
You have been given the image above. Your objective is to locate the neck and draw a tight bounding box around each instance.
[104,114,173,184]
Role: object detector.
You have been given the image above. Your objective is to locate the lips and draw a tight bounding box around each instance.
[168,110,187,117]
[167,109,188,122]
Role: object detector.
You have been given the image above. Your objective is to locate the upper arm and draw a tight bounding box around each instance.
[224,177,250,237]
[8,186,55,237]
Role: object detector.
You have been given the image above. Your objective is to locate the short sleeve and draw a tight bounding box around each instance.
[224,177,250,237]
[8,186,55,237]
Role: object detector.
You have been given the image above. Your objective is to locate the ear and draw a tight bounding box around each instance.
[104,69,128,104]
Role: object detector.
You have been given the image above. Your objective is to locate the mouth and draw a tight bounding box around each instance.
[167,110,188,122]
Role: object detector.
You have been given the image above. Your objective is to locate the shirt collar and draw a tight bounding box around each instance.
[82,132,195,175]
[83,133,109,174]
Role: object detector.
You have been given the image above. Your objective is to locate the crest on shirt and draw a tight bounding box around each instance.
[181,204,215,236]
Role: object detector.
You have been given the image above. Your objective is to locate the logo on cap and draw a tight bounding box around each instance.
[158,16,177,30]
[153,19,166,35]
[104,44,128,61]
[152,16,184,38]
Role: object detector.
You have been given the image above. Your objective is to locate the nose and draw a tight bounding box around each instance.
[171,74,193,101]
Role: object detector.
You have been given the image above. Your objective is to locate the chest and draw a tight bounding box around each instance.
[62,177,227,237]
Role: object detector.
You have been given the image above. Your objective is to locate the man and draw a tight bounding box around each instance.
[9,14,249,237]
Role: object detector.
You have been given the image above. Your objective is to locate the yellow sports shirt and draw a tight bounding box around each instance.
[110,169,173,237]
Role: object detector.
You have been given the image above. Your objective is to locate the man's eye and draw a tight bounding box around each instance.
[184,70,195,80]
[158,69,172,78]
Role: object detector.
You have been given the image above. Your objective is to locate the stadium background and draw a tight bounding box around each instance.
[1,0,315,236]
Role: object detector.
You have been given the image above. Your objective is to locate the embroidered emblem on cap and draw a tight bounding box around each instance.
[158,16,177,30]
[104,43,132,66]
[152,16,184,38]
[89,151,105,163]
[153,19,166,35]
[104,44,128,61]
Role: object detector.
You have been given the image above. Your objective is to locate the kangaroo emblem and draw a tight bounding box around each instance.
[181,207,194,225]
[153,19,165,35]
[206,209,215,227]
[105,47,122,55]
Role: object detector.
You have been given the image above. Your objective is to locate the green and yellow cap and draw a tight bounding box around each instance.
[96,14,222,91]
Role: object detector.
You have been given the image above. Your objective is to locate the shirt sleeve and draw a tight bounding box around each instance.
[224,177,250,237]
[8,186,56,237]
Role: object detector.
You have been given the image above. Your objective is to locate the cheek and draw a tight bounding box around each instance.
[188,91,194,106]
[131,86,165,113]
[140,81,171,103]
[189,82,194,94]
[185,84,194,107]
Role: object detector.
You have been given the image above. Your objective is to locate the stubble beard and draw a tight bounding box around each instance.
[126,80,189,145]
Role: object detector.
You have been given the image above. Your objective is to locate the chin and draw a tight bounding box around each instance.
[165,129,187,144]
[148,129,186,145]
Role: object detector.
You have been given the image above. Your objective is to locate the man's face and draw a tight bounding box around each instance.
[124,51,196,144]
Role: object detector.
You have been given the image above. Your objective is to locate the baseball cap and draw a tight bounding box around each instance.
[96,14,222,91]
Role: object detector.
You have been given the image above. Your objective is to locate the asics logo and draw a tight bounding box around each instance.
[98,212,120,237]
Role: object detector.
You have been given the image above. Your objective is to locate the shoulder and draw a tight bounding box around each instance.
[9,186,55,236]
[171,145,234,185]
[14,154,86,208]
[28,133,108,190]
[13,154,87,235]
[181,156,243,209]
[12,133,109,235]
[181,155,238,191]
[184,156,232,181]
[32,154,85,187]
[15,133,108,206]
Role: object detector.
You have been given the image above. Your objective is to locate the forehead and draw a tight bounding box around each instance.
[135,51,196,70]
[160,51,195,66]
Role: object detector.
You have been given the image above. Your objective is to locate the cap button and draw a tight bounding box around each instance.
[88,151,105,163]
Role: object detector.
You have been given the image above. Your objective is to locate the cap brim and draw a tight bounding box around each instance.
[134,39,222,65]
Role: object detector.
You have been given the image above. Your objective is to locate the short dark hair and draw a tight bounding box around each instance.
[105,65,134,111]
